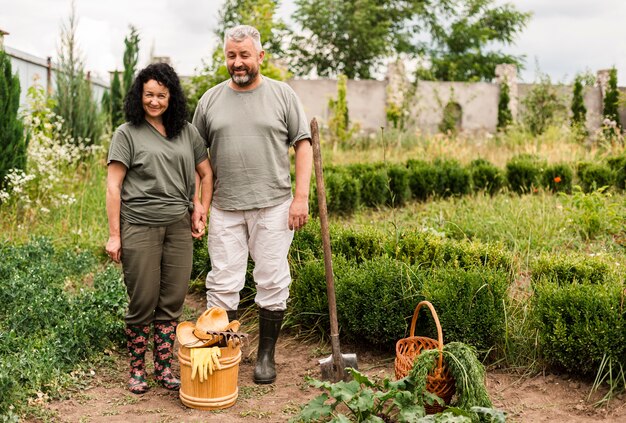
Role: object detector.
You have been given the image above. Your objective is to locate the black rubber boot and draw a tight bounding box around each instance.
[253,308,284,384]
[226,309,238,322]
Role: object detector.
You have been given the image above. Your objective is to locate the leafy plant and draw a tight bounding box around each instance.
[521,74,566,136]
[497,81,512,131]
[293,342,502,422]
[469,159,504,196]
[561,186,618,240]
[570,74,587,132]
[505,154,544,194]
[541,163,573,193]
[0,50,27,191]
[602,67,621,133]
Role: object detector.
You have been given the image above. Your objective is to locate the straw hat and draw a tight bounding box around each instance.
[176,306,240,348]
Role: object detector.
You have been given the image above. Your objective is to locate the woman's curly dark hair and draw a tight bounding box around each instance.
[124,62,188,139]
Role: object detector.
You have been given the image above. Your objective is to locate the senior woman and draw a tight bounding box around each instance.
[105,62,212,394]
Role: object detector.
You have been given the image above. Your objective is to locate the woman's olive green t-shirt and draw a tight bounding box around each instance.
[107,121,208,226]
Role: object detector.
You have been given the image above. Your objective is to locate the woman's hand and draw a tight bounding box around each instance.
[191,202,206,238]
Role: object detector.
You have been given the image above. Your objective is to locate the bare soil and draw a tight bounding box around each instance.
[36,295,626,423]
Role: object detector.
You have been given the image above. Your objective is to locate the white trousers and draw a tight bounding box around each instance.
[205,198,294,311]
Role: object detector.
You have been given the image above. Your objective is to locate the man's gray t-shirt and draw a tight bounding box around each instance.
[107,122,208,226]
[192,77,310,211]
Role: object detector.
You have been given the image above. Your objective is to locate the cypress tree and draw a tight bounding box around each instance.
[603,67,621,129]
[571,75,586,128]
[110,70,124,128]
[54,3,102,145]
[122,26,140,96]
[0,50,27,190]
[497,81,512,130]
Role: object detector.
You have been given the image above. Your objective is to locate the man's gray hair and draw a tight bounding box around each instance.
[224,25,263,52]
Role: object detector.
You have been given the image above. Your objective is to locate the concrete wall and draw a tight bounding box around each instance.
[410,81,499,134]
[287,79,387,130]
[6,46,109,109]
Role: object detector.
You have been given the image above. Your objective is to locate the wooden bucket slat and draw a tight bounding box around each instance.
[178,343,241,410]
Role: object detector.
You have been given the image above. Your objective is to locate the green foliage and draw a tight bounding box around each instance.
[469,159,504,196]
[497,81,512,130]
[54,4,102,145]
[109,70,124,128]
[561,186,619,240]
[439,102,462,135]
[0,238,126,416]
[357,165,390,207]
[570,75,587,130]
[294,346,500,423]
[328,75,358,150]
[415,0,530,82]
[407,160,437,201]
[0,50,27,190]
[289,258,332,333]
[337,257,422,347]
[392,231,514,274]
[577,162,614,193]
[122,25,140,95]
[331,225,387,263]
[603,67,621,130]
[533,280,626,376]
[387,164,411,207]
[541,163,573,193]
[318,170,361,215]
[433,159,471,198]
[423,269,510,352]
[505,154,545,194]
[290,0,419,79]
[607,155,626,190]
[521,74,566,136]
[530,252,613,285]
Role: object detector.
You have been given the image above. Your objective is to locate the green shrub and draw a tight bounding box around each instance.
[433,159,471,197]
[336,257,423,348]
[330,225,387,263]
[392,230,514,273]
[423,267,510,353]
[506,154,545,194]
[530,253,614,285]
[359,166,389,207]
[541,163,573,193]
[386,163,411,207]
[578,162,614,192]
[469,158,505,195]
[607,155,626,190]
[533,281,625,375]
[407,159,437,201]
[290,218,323,265]
[288,259,332,333]
[311,169,361,216]
[192,236,210,280]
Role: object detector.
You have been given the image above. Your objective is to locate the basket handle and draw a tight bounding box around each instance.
[408,300,444,370]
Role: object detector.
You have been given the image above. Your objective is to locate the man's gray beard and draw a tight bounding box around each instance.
[231,69,258,87]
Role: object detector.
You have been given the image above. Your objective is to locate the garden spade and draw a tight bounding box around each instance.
[310,118,358,382]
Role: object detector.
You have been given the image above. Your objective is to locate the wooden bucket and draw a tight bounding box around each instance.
[178,343,241,410]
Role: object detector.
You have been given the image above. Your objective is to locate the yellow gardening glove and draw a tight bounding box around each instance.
[190,347,222,382]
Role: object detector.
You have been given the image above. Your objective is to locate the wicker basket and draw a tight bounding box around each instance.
[395,300,455,413]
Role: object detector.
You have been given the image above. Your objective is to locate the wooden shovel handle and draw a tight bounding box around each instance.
[311,118,344,376]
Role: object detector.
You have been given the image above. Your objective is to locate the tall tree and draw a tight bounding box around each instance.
[0,50,27,189]
[110,70,124,128]
[497,80,512,130]
[122,26,140,95]
[603,67,621,129]
[54,1,102,145]
[290,0,528,81]
[570,75,587,129]
[415,0,531,81]
[290,0,429,79]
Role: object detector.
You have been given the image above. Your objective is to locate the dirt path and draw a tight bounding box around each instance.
[36,296,626,423]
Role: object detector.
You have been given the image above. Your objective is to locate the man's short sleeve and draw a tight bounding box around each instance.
[190,125,209,165]
[192,100,209,148]
[107,127,132,168]
[286,91,311,147]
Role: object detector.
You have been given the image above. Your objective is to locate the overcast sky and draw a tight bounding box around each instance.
[1,0,625,84]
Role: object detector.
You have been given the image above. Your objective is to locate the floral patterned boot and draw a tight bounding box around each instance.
[153,320,180,390]
[125,324,151,394]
